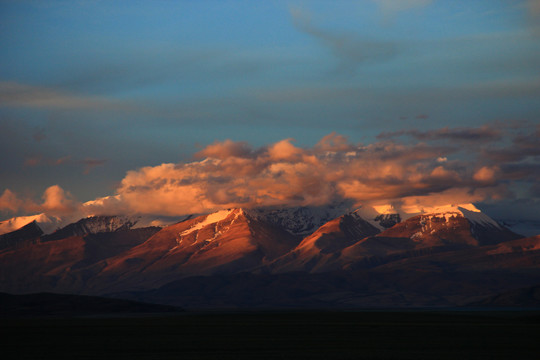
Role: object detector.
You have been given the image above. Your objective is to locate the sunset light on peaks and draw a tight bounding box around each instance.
[2,3,540,357]
[2,127,537,223]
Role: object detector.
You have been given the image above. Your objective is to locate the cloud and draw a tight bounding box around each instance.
[526,0,540,33]
[371,0,433,23]
[289,7,397,74]
[0,190,24,213]
[3,128,538,220]
[0,81,135,112]
[315,132,354,152]
[32,127,46,142]
[39,185,78,214]
[373,0,433,14]
[473,166,498,184]
[195,139,254,160]
[0,185,79,217]
[24,156,43,167]
[21,155,105,174]
[82,134,508,217]
[528,0,540,15]
[378,125,502,142]
[82,158,107,174]
[482,125,540,162]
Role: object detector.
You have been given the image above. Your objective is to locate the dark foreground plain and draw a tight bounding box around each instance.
[2,311,540,360]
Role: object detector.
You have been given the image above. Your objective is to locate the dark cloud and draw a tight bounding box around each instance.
[0,82,126,111]
[499,163,540,181]
[482,125,540,163]
[530,182,540,197]
[22,154,106,175]
[82,158,107,174]
[290,7,398,74]
[24,155,72,167]
[378,125,502,142]
[24,156,43,167]
[32,127,46,142]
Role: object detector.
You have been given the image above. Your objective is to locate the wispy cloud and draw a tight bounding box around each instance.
[378,125,502,142]
[82,158,107,174]
[0,82,124,110]
[372,0,433,17]
[22,155,105,174]
[289,6,398,74]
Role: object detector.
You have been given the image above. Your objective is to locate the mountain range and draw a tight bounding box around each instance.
[1,203,540,309]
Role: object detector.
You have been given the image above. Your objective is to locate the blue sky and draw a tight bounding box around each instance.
[0,0,539,220]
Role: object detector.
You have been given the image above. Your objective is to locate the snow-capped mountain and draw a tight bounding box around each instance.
[496,219,540,237]
[245,204,353,236]
[87,208,300,292]
[42,215,142,241]
[336,204,521,269]
[0,213,63,236]
[0,221,43,250]
[0,211,181,242]
[0,203,532,307]
[267,210,382,273]
[267,203,521,273]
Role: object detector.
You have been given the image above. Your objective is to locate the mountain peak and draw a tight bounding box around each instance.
[418,204,501,229]
[245,204,353,236]
[0,213,62,236]
[178,208,243,237]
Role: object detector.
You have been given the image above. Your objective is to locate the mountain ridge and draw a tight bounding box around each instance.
[0,203,535,308]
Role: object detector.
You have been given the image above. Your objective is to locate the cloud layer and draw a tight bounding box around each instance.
[3,124,537,220]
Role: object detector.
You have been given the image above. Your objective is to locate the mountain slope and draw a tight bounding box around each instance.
[268,211,381,273]
[89,208,300,292]
[470,285,540,307]
[245,204,353,236]
[0,227,160,294]
[42,215,141,241]
[338,205,522,269]
[0,213,62,236]
[0,221,43,250]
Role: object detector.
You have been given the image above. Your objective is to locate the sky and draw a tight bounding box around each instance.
[0,0,539,222]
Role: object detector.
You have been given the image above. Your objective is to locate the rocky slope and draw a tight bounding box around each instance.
[0,204,534,307]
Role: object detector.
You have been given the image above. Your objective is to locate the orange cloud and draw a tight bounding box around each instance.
[0,189,23,213]
[4,131,527,220]
[40,185,78,214]
[315,132,352,152]
[90,135,500,216]
[195,139,253,159]
[267,139,302,161]
[473,166,497,184]
[0,185,80,217]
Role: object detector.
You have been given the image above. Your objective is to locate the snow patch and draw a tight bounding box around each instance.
[458,206,501,229]
[246,204,352,236]
[180,209,233,236]
[351,209,384,231]
[0,213,63,235]
[410,203,501,229]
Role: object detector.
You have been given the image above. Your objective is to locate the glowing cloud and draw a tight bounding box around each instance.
[88,134,507,216]
[2,128,537,220]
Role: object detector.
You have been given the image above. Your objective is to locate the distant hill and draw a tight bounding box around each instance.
[0,292,182,317]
